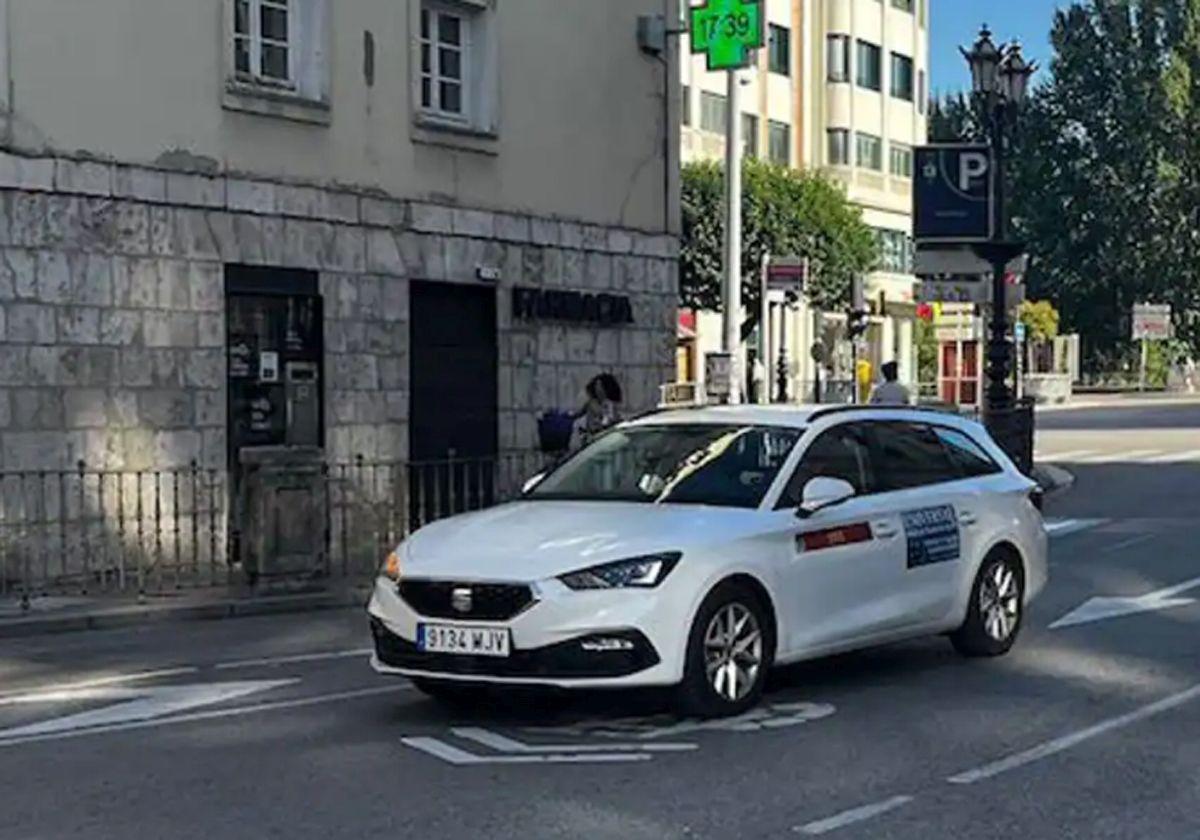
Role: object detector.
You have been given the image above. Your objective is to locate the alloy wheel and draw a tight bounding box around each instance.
[979,561,1020,642]
[703,602,764,702]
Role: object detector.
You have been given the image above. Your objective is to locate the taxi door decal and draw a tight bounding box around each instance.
[901,505,960,568]
[798,523,873,552]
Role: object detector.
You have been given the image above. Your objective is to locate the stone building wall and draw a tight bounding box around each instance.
[0,151,679,475]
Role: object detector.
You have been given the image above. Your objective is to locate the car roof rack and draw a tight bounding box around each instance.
[807,403,962,423]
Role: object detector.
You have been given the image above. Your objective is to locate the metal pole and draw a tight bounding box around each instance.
[1139,337,1148,392]
[721,68,743,404]
[777,304,789,403]
[985,101,1012,414]
[759,253,770,405]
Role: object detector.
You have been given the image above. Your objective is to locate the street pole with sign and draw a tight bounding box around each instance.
[690,0,764,404]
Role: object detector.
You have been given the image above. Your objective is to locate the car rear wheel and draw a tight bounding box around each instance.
[676,581,773,718]
[951,550,1025,657]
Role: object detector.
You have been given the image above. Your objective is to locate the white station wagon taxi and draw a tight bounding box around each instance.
[368,405,1048,717]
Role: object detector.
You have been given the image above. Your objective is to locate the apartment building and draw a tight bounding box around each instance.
[680,0,928,399]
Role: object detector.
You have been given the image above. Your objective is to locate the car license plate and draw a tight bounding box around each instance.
[418,623,511,657]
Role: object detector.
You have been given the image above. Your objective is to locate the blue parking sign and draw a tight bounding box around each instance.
[914,144,995,243]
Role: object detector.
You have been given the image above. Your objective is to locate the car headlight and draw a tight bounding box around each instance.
[558,552,682,590]
[379,549,402,582]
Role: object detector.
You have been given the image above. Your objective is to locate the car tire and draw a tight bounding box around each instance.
[676,581,774,718]
[951,550,1025,658]
[410,677,479,709]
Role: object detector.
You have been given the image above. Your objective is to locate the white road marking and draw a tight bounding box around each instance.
[452,727,696,754]
[1142,449,1200,463]
[0,684,408,749]
[523,700,837,740]
[0,680,295,740]
[1072,449,1160,464]
[213,648,373,670]
[401,736,653,765]
[1037,450,1098,462]
[794,795,914,835]
[1050,575,1200,629]
[1044,519,1102,538]
[947,681,1200,785]
[0,668,198,702]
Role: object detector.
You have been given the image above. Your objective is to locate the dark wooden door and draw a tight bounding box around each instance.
[409,282,498,521]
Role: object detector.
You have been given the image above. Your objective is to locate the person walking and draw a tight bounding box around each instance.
[869,361,911,405]
[576,373,623,444]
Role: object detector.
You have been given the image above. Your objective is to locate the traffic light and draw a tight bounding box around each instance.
[847,275,868,339]
[848,307,869,340]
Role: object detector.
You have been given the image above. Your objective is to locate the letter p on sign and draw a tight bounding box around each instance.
[959,152,989,191]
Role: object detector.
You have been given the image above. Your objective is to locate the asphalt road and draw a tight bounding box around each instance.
[2,401,1199,839]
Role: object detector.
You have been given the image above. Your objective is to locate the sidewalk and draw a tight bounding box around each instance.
[0,583,372,640]
[1037,392,1200,412]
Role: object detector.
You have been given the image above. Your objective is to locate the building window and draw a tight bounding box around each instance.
[742,113,759,158]
[769,121,791,166]
[420,5,470,120]
[890,53,914,101]
[414,1,498,136]
[700,91,727,134]
[225,0,329,120]
[876,228,914,273]
[827,34,850,82]
[234,0,294,86]
[682,84,690,127]
[890,143,913,178]
[890,0,914,11]
[769,25,791,76]
[856,40,882,91]
[856,132,883,170]
[827,128,851,166]
[918,70,926,114]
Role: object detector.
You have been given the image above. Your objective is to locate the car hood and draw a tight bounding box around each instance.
[401,500,762,581]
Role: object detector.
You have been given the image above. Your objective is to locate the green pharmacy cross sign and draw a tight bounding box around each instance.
[689,0,765,71]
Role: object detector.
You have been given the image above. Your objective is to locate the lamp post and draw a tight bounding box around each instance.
[960,26,1035,413]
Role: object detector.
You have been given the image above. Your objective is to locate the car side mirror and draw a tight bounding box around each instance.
[521,472,546,495]
[796,477,857,519]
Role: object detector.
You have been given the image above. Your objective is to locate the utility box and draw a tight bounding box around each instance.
[236,446,327,587]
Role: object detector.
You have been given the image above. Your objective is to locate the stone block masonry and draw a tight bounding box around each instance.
[0,150,679,474]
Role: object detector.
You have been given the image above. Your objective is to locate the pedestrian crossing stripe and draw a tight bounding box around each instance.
[1035,449,1200,464]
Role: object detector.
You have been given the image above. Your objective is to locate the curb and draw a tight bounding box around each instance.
[0,587,372,640]
[1032,462,1075,496]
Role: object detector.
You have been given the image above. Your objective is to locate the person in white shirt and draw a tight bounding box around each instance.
[869,361,911,405]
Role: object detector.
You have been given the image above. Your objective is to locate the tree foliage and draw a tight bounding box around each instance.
[1018,300,1061,343]
[680,158,879,314]
[931,0,1200,369]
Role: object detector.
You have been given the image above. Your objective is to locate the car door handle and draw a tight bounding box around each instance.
[959,512,978,526]
[873,521,899,539]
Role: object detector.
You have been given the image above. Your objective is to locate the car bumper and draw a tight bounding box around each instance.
[366,577,688,688]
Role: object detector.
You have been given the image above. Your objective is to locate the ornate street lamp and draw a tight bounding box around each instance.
[961,25,1037,413]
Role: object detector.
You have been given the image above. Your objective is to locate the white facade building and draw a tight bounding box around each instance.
[679,0,928,401]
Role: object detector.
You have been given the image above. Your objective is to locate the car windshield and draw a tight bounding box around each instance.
[529,423,803,508]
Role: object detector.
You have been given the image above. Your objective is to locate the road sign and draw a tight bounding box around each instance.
[1015,321,1026,343]
[1132,303,1172,340]
[688,0,765,71]
[766,257,807,292]
[914,144,995,243]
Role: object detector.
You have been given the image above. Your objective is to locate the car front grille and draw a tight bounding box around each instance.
[398,580,535,621]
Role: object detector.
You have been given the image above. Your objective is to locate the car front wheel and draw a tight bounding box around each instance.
[676,581,773,718]
[951,551,1025,657]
